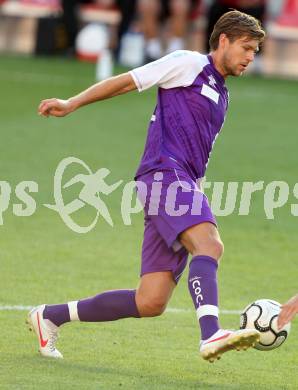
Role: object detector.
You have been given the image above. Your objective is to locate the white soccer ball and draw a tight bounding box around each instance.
[240,299,291,351]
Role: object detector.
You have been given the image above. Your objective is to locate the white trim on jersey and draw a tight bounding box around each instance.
[201,84,219,104]
[196,304,219,320]
[129,50,209,92]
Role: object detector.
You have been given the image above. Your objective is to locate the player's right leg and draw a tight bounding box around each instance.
[27,182,183,359]
[136,271,176,317]
[27,270,176,359]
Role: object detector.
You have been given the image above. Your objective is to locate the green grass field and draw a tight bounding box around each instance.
[0,55,298,389]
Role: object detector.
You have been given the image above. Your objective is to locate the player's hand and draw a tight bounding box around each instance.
[277,294,298,330]
[38,98,74,117]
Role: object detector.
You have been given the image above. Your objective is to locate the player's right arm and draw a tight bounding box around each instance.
[38,50,205,118]
[277,294,298,329]
[38,72,137,117]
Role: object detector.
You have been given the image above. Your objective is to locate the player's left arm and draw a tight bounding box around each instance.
[38,72,137,117]
[277,294,298,329]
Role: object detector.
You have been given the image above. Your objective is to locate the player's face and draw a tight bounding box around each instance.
[221,36,259,77]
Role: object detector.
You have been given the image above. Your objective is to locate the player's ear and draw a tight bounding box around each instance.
[218,33,229,49]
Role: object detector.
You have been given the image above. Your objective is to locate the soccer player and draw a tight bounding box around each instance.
[28,10,265,362]
[278,294,298,330]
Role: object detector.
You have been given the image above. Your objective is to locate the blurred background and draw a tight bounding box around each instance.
[1,2,298,388]
[1,0,298,78]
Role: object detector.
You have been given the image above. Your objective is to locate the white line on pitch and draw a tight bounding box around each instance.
[0,305,33,311]
[166,308,241,315]
[0,305,241,315]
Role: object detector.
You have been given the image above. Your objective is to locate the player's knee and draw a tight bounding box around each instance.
[137,296,167,317]
[212,238,224,259]
[191,237,224,260]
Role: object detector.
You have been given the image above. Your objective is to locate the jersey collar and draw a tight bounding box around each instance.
[207,54,226,85]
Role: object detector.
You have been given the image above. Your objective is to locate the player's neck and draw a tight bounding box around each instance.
[209,52,228,79]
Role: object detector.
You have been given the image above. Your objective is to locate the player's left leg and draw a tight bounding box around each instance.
[180,222,260,362]
[180,221,223,341]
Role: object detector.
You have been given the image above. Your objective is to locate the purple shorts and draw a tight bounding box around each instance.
[137,168,216,283]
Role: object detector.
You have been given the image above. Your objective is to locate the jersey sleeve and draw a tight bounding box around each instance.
[129,50,208,92]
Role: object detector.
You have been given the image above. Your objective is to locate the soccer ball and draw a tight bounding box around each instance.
[240,299,291,351]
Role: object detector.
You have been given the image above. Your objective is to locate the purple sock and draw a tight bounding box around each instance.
[188,255,220,340]
[78,289,140,321]
[43,304,70,327]
[43,289,140,327]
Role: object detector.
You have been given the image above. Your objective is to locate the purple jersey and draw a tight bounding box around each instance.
[130,50,229,180]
